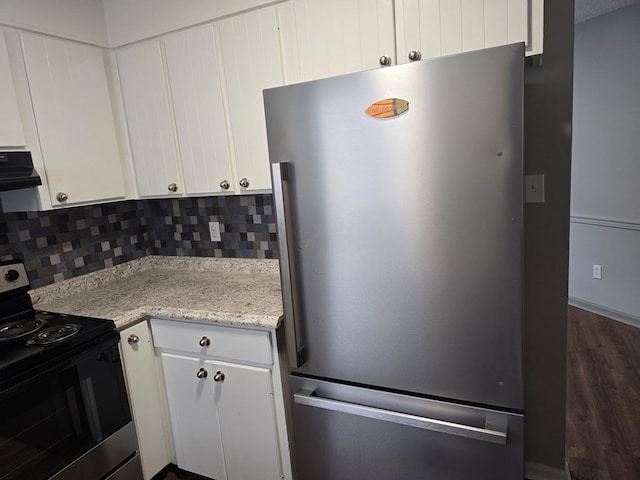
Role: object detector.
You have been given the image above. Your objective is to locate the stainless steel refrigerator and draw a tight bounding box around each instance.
[265,43,524,480]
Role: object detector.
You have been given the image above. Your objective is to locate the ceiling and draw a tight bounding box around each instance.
[575,0,639,23]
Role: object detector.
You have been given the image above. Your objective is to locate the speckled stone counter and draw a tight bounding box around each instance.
[30,256,284,329]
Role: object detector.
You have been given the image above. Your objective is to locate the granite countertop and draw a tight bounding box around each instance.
[30,256,284,330]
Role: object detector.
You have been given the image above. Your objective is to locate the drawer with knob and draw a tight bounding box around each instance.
[150,318,272,366]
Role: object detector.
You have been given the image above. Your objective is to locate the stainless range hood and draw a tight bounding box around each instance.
[0,151,42,191]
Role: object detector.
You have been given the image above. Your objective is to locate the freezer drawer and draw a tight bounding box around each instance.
[290,376,523,480]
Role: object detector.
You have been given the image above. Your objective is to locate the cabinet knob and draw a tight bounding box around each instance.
[239,178,250,188]
[408,50,422,62]
[213,371,225,382]
[168,183,178,192]
[199,336,211,347]
[56,192,69,202]
[219,179,230,190]
[127,334,139,344]
[379,55,392,67]
[196,368,208,379]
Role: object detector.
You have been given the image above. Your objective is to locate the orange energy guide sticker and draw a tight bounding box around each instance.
[365,98,409,118]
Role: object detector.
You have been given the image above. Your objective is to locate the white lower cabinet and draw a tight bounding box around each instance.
[151,318,288,480]
[118,321,174,480]
[214,362,282,480]
[161,353,226,479]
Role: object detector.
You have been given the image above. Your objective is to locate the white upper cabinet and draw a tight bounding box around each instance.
[117,42,182,198]
[21,33,125,206]
[216,6,284,192]
[395,0,543,63]
[117,17,276,198]
[104,0,286,47]
[278,0,396,83]
[163,25,235,195]
[0,30,26,147]
[276,0,543,81]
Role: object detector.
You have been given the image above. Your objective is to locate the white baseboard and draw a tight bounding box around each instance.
[569,296,640,329]
[525,461,572,480]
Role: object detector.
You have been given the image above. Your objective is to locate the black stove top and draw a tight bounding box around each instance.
[0,310,116,382]
[0,260,116,383]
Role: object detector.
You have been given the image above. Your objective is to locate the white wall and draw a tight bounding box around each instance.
[0,0,108,46]
[569,5,640,324]
[103,0,283,46]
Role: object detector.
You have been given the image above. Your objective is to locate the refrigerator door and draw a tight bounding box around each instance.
[289,376,524,480]
[266,44,524,410]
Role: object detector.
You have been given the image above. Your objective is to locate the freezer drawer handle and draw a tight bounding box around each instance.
[272,162,305,368]
[294,390,508,445]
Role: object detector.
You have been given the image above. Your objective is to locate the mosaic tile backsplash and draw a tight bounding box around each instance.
[0,195,278,288]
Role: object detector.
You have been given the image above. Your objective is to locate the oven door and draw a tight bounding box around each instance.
[0,332,137,480]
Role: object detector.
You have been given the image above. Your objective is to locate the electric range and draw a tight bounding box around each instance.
[0,259,143,480]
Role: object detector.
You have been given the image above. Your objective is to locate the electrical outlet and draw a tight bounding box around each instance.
[593,264,602,280]
[208,222,221,242]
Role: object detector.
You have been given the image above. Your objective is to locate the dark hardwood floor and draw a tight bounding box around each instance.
[566,306,640,480]
[154,465,211,480]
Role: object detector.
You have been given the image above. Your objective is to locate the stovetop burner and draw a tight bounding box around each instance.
[0,311,116,382]
[0,259,117,383]
[0,318,47,342]
[26,323,82,346]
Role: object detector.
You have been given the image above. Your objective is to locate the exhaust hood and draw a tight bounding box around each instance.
[0,151,42,191]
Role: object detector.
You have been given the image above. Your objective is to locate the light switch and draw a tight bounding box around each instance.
[525,174,545,203]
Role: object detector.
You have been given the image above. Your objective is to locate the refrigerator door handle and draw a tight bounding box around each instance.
[294,389,509,445]
[272,162,305,368]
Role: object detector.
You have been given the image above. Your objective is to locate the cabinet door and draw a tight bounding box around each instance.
[213,361,282,480]
[395,0,538,63]
[278,0,396,82]
[21,33,125,206]
[161,353,227,480]
[0,30,25,147]
[217,7,284,192]
[119,322,173,480]
[117,42,182,197]
[163,26,235,195]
